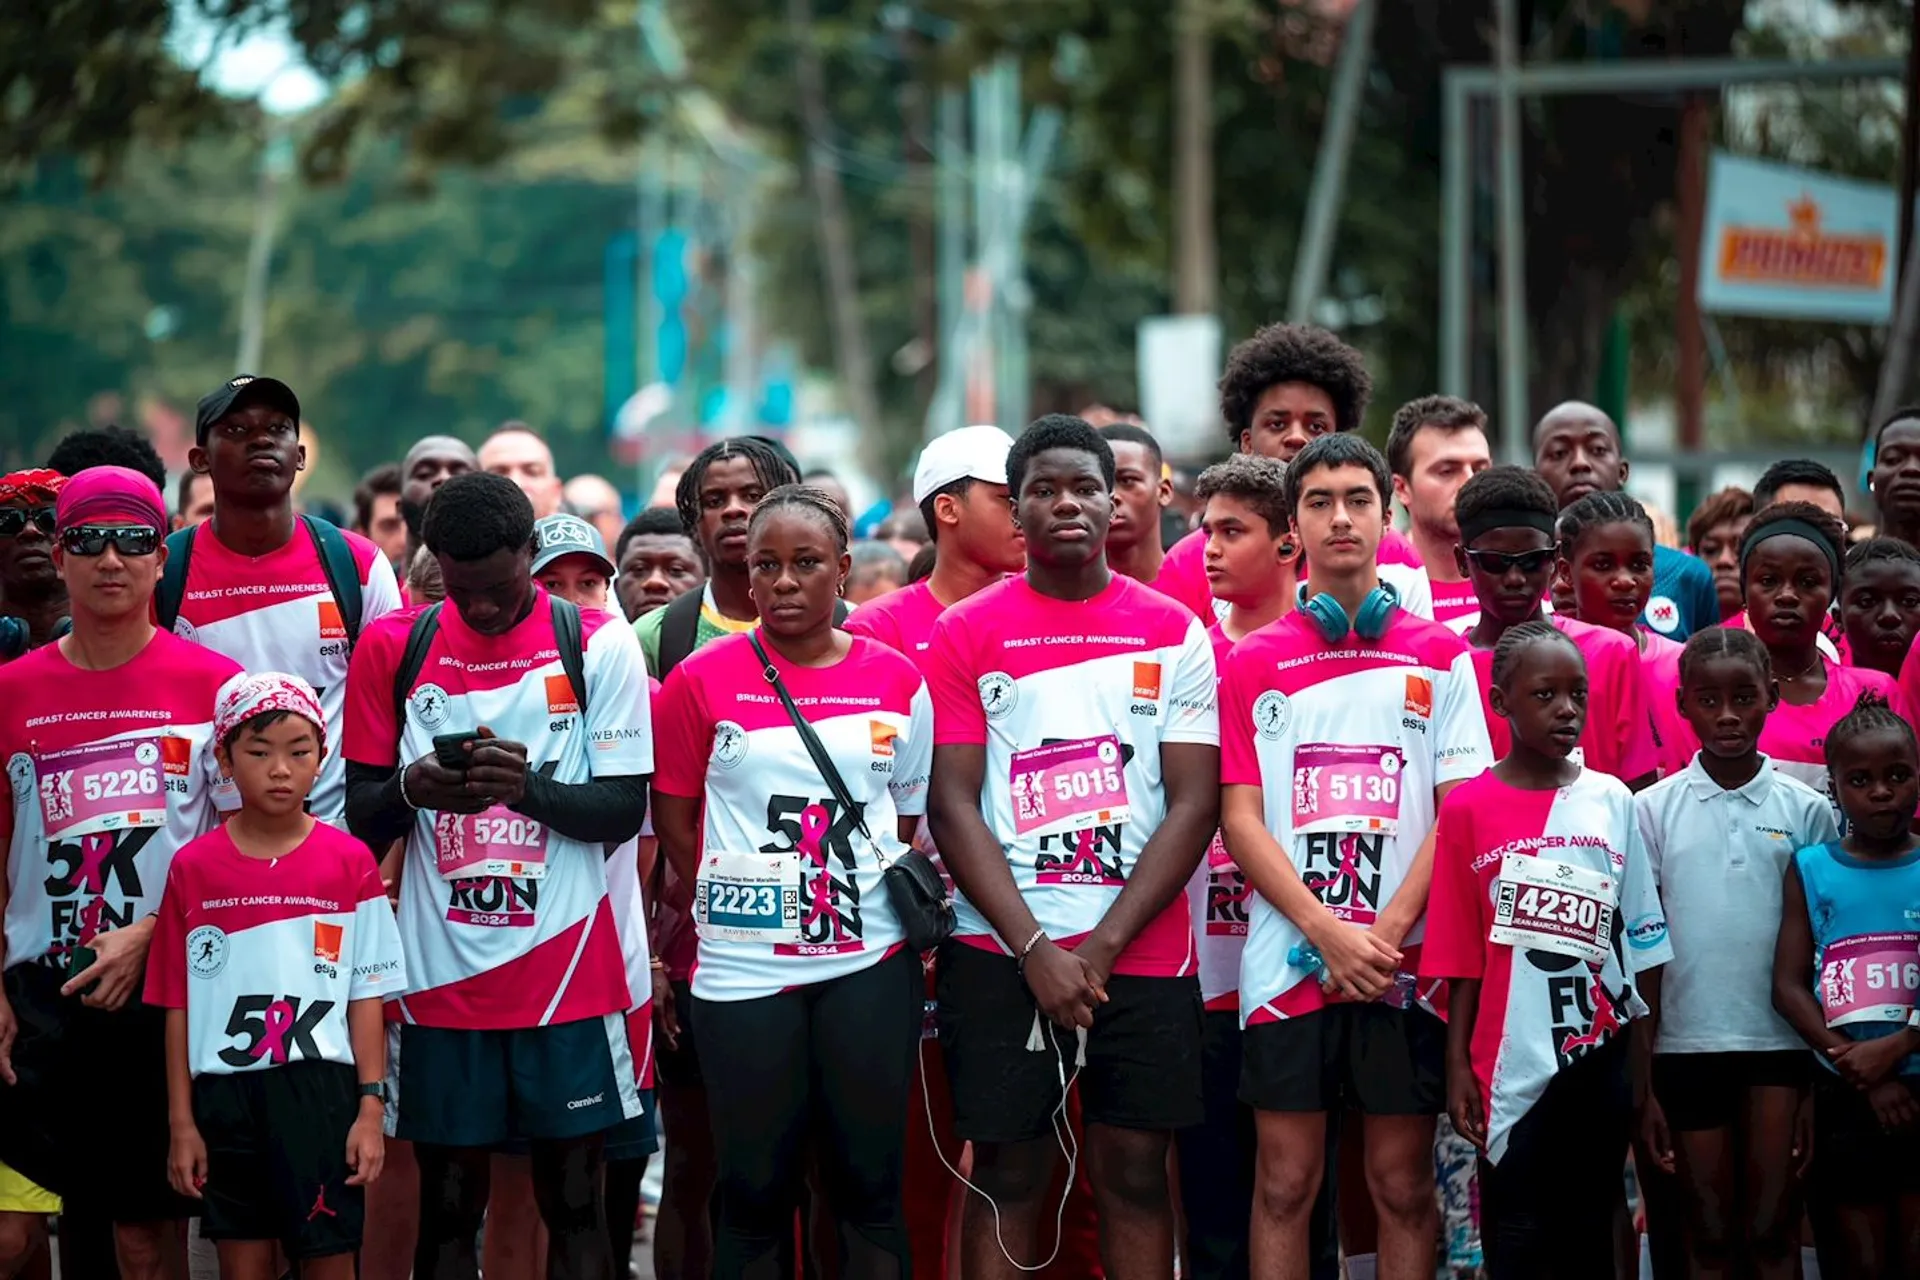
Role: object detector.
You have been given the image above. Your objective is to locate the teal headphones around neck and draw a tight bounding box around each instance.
[1296,581,1399,643]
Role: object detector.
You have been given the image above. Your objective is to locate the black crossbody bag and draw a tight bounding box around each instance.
[749,633,953,952]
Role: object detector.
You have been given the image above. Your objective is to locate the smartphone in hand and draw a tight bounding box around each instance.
[432,732,475,770]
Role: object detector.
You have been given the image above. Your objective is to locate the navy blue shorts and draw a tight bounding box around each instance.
[391,1014,641,1147]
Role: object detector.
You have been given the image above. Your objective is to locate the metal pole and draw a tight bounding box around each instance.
[1288,0,1377,324]
[1173,0,1217,315]
[1439,73,1471,396]
[1449,54,1903,95]
[1491,0,1530,464]
[1872,219,1920,428]
[236,127,289,372]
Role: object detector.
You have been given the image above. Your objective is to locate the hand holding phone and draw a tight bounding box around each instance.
[433,732,474,770]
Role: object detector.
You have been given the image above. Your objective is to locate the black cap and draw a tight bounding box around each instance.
[195,376,301,445]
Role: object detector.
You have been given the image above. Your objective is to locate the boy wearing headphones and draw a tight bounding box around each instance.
[1218,434,1492,1280]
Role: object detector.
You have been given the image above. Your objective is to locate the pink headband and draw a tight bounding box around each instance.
[55,465,167,537]
[214,672,327,756]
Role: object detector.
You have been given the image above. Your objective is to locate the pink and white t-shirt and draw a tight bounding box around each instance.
[655,634,931,1002]
[1665,657,1911,829]
[926,574,1219,975]
[602,676,660,1088]
[844,581,950,667]
[145,821,406,1077]
[1468,617,1659,784]
[1427,576,1480,629]
[341,589,652,1030]
[1219,608,1492,1024]
[0,632,241,972]
[1635,628,1691,777]
[1189,623,1250,1011]
[1160,525,1425,622]
[1421,768,1670,1164]
[167,523,402,823]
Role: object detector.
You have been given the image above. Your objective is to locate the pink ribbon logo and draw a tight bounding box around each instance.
[250,999,298,1064]
[76,832,113,894]
[796,804,850,941]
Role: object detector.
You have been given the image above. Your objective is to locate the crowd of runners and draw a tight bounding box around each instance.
[1,325,1920,1280]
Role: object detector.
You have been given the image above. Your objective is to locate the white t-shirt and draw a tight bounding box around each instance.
[1635,756,1838,1054]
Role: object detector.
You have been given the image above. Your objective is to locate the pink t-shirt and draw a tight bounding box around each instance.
[653,634,932,1002]
[166,523,402,822]
[1219,609,1493,1023]
[1468,616,1659,784]
[341,589,652,1030]
[1189,623,1250,1011]
[925,574,1219,976]
[843,581,949,669]
[1636,629,1691,777]
[1159,525,1424,622]
[1666,658,1911,830]
[1421,769,1669,1165]
[0,631,242,972]
[1428,577,1480,629]
[145,821,406,1077]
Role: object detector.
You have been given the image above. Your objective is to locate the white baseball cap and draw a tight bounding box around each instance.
[912,424,1016,504]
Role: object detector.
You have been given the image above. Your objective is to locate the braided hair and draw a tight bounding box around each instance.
[1826,690,1917,767]
[1556,490,1653,558]
[1677,625,1771,689]
[1843,536,1920,578]
[746,483,850,552]
[1489,619,1582,691]
[674,437,802,536]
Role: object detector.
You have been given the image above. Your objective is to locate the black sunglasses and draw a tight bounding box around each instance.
[1464,547,1556,575]
[0,507,56,539]
[60,524,160,558]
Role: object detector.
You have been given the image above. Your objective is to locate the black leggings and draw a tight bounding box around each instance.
[415,1135,610,1280]
[1478,1037,1631,1280]
[691,949,922,1280]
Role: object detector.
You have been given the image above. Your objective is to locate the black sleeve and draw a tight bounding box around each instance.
[346,761,415,849]
[512,772,650,846]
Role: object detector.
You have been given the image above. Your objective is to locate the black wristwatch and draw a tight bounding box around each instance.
[358,1081,387,1102]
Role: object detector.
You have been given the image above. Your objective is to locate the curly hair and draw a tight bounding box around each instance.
[614,506,691,564]
[1194,454,1290,538]
[1452,466,1558,536]
[1006,415,1115,495]
[1685,486,1754,554]
[46,426,167,491]
[422,472,535,561]
[1217,323,1373,444]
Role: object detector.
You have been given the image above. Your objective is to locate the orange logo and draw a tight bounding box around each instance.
[545,674,580,716]
[1404,675,1433,719]
[313,921,343,964]
[870,721,898,757]
[1719,194,1888,291]
[318,600,346,641]
[1132,662,1162,700]
[160,736,191,776]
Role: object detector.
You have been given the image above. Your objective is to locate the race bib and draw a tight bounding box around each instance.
[35,737,172,841]
[1489,854,1616,962]
[1291,744,1403,836]
[694,851,802,945]
[1819,931,1920,1028]
[434,806,550,881]
[1009,735,1130,839]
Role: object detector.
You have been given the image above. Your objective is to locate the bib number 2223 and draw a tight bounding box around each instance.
[695,851,802,945]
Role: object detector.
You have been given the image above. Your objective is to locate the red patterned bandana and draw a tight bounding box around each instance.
[0,469,66,507]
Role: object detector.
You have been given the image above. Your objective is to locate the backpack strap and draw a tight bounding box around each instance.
[655,588,704,679]
[155,525,198,633]
[302,515,365,652]
[832,598,850,626]
[391,603,444,733]
[549,595,589,715]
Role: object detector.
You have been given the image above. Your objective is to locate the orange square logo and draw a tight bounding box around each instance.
[1404,675,1433,719]
[313,921,343,964]
[870,720,898,757]
[545,674,580,715]
[160,736,191,776]
[1132,662,1162,700]
[318,600,346,641]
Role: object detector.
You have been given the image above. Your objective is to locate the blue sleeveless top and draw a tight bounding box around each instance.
[1794,840,1920,1077]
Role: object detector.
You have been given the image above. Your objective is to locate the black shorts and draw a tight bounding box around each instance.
[654,978,702,1089]
[1653,1050,1808,1131]
[936,942,1203,1143]
[193,1061,364,1258]
[0,963,198,1222]
[1238,1003,1446,1115]
[1811,1072,1920,1204]
[391,1014,641,1147]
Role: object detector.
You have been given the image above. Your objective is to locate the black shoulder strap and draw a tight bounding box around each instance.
[748,632,873,845]
[392,603,444,731]
[656,588,704,679]
[550,595,588,714]
[302,515,365,652]
[156,525,198,632]
[832,598,850,626]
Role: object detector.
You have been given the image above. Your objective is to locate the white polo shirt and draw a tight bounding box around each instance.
[1635,755,1838,1054]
